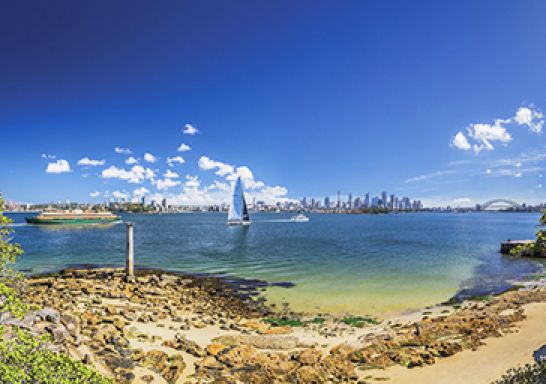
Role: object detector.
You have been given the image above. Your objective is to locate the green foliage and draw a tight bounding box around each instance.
[263,317,304,327]
[509,210,546,258]
[0,282,37,318]
[492,362,546,384]
[0,329,112,384]
[0,195,23,275]
[310,317,326,324]
[468,295,492,302]
[340,316,381,327]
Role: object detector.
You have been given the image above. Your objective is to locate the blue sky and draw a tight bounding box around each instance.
[1,0,546,206]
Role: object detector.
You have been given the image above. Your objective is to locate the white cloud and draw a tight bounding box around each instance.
[403,170,456,184]
[209,180,230,191]
[451,131,471,151]
[156,178,181,191]
[125,156,138,165]
[452,105,543,153]
[467,120,511,153]
[101,165,155,184]
[486,167,541,178]
[89,191,100,198]
[112,190,129,200]
[133,187,150,197]
[183,123,199,135]
[77,157,105,166]
[198,156,234,176]
[485,168,492,174]
[143,153,157,163]
[114,147,132,154]
[184,175,200,188]
[163,169,179,178]
[514,106,544,133]
[177,143,191,152]
[167,156,185,167]
[41,154,56,159]
[46,159,71,174]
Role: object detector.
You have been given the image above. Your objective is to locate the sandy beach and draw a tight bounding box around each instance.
[5,268,543,383]
[364,302,546,384]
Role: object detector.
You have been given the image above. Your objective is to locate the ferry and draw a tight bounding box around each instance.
[25,209,121,225]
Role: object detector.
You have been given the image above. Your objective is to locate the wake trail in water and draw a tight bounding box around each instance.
[252,219,295,223]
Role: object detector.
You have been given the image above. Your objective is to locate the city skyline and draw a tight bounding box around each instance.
[2,1,546,207]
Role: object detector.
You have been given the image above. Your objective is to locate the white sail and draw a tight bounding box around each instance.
[227,176,250,225]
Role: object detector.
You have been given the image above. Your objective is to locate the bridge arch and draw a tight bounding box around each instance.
[480,199,522,210]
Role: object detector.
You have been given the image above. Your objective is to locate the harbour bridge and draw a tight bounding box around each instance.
[479,199,522,210]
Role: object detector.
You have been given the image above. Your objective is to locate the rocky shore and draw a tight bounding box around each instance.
[7,268,546,383]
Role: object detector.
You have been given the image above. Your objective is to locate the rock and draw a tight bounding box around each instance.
[38,307,60,323]
[164,353,185,383]
[238,335,299,350]
[296,348,322,365]
[46,324,70,343]
[141,349,169,374]
[207,342,229,356]
[140,375,154,383]
[260,326,292,335]
[217,345,259,367]
[163,333,206,357]
[198,356,225,369]
[294,365,325,383]
[104,355,134,372]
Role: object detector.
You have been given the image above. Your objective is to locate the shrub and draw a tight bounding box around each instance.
[492,362,546,384]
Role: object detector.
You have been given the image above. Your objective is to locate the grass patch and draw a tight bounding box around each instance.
[340,316,380,327]
[263,317,304,327]
[310,317,326,324]
[468,295,492,302]
[422,311,432,315]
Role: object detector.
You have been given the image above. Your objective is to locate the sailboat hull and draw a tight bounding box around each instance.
[226,220,251,226]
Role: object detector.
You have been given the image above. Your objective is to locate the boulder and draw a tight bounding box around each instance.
[38,307,60,323]
[238,335,299,350]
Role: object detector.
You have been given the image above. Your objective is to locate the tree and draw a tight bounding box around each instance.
[0,194,23,282]
[510,210,546,258]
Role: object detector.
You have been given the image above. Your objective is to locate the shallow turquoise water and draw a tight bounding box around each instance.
[7,212,545,316]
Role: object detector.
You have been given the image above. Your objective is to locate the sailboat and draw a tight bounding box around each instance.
[227,176,251,226]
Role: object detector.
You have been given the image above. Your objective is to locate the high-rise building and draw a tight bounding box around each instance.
[162,198,167,209]
[324,196,330,209]
[337,191,341,209]
[354,197,362,208]
[364,193,370,208]
[301,197,307,208]
[389,194,396,210]
[381,191,388,208]
[348,193,353,209]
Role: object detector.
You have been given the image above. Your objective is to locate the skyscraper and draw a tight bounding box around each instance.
[337,191,341,209]
[364,193,370,208]
[348,193,353,209]
[324,196,330,209]
[381,191,387,208]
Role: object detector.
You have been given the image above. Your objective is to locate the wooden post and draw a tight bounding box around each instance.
[126,222,134,280]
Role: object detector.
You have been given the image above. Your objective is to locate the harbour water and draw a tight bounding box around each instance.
[7,211,545,317]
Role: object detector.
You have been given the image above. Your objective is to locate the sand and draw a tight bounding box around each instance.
[364,302,546,383]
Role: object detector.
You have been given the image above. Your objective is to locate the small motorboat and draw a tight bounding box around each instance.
[291,213,309,222]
